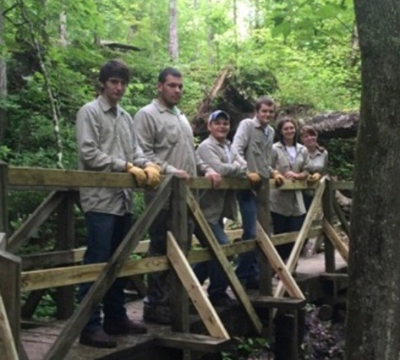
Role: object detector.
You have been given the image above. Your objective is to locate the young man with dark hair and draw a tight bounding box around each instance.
[232,96,284,289]
[133,67,221,324]
[76,59,161,348]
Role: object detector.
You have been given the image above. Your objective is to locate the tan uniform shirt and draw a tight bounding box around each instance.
[76,95,149,215]
[197,135,247,224]
[133,99,198,176]
[270,142,310,216]
[232,117,275,179]
[307,149,328,174]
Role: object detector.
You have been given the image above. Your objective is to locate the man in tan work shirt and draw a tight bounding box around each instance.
[76,59,161,348]
[133,67,221,324]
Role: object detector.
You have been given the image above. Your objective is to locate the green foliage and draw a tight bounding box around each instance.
[222,337,271,360]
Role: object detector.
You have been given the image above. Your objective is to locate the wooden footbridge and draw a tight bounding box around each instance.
[0,162,350,360]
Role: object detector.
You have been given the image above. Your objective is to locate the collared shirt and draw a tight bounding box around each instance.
[197,135,247,224]
[76,95,149,215]
[232,117,275,179]
[133,99,198,176]
[307,149,328,174]
[270,142,310,217]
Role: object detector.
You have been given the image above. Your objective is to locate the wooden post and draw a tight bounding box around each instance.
[255,182,272,296]
[0,161,8,238]
[0,250,21,355]
[323,179,335,272]
[55,191,76,319]
[170,178,189,333]
[274,311,299,360]
[0,292,19,360]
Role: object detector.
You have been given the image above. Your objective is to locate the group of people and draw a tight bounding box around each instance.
[76,59,328,349]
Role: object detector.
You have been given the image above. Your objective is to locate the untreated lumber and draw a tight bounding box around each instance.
[256,223,305,300]
[245,295,306,311]
[8,166,317,190]
[333,196,350,236]
[0,292,18,360]
[170,178,189,333]
[0,250,21,355]
[274,178,326,299]
[167,232,229,339]
[187,190,263,335]
[155,332,232,353]
[43,176,173,360]
[20,225,343,291]
[7,191,65,252]
[323,180,336,272]
[323,220,349,264]
[0,162,8,237]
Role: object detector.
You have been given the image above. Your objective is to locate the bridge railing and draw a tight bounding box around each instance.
[0,162,352,360]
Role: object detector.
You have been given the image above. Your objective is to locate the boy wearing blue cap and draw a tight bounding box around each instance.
[194,110,249,305]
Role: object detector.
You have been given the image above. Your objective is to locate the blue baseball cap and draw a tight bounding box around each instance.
[208,110,230,124]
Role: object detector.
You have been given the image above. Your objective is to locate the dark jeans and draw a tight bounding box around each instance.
[235,190,259,284]
[271,211,305,262]
[144,207,193,307]
[194,220,230,300]
[77,212,132,333]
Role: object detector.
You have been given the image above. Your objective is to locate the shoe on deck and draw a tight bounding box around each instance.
[79,328,117,348]
[104,317,147,335]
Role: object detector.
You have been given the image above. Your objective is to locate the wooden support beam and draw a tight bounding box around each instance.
[0,162,9,238]
[8,166,317,190]
[274,179,326,299]
[245,295,306,311]
[156,332,232,353]
[186,191,263,335]
[0,292,19,360]
[43,176,172,360]
[0,250,21,356]
[333,196,351,236]
[323,179,336,272]
[170,178,190,334]
[323,220,349,264]
[0,232,6,250]
[21,289,47,319]
[20,225,342,291]
[7,191,65,252]
[55,191,76,320]
[167,232,229,339]
[331,181,353,191]
[256,223,305,300]
[255,183,272,295]
[275,312,299,360]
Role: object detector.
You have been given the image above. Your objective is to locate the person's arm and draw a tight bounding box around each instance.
[133,109,178,174]
[197,143,246,178]
[232,120,251,158]
[76,105,125,172]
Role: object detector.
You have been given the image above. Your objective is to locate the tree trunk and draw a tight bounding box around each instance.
[0,0,7,143]
[346,1,400,359]
[59,10,68,47]
[168,0,179,61]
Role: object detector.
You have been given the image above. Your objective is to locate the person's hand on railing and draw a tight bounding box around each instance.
[144,163,162,187]
[126,162,147,187]
[205,171,222,188]
[247,172,262,186]
[271,170,285,187]
[307,172,322,185]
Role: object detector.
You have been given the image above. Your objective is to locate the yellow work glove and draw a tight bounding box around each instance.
[144,163,161,188]
[126,162,147,187]
[247,172,262,186]
[308,172,322,184]
[271,170,285,187]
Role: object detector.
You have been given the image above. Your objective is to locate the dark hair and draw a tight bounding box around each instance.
[98,59,130,85]
[276,116,298,146]
[300,125,325,152]
[255,96,275,112]
[158,67,182,83]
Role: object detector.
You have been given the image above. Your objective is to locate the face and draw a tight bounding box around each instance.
[208,117,230,142]
[157,74,183,108]
[301,131,317,149]
[256,103,275,127]
[102,77,127,105]
[281,121,296,143]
